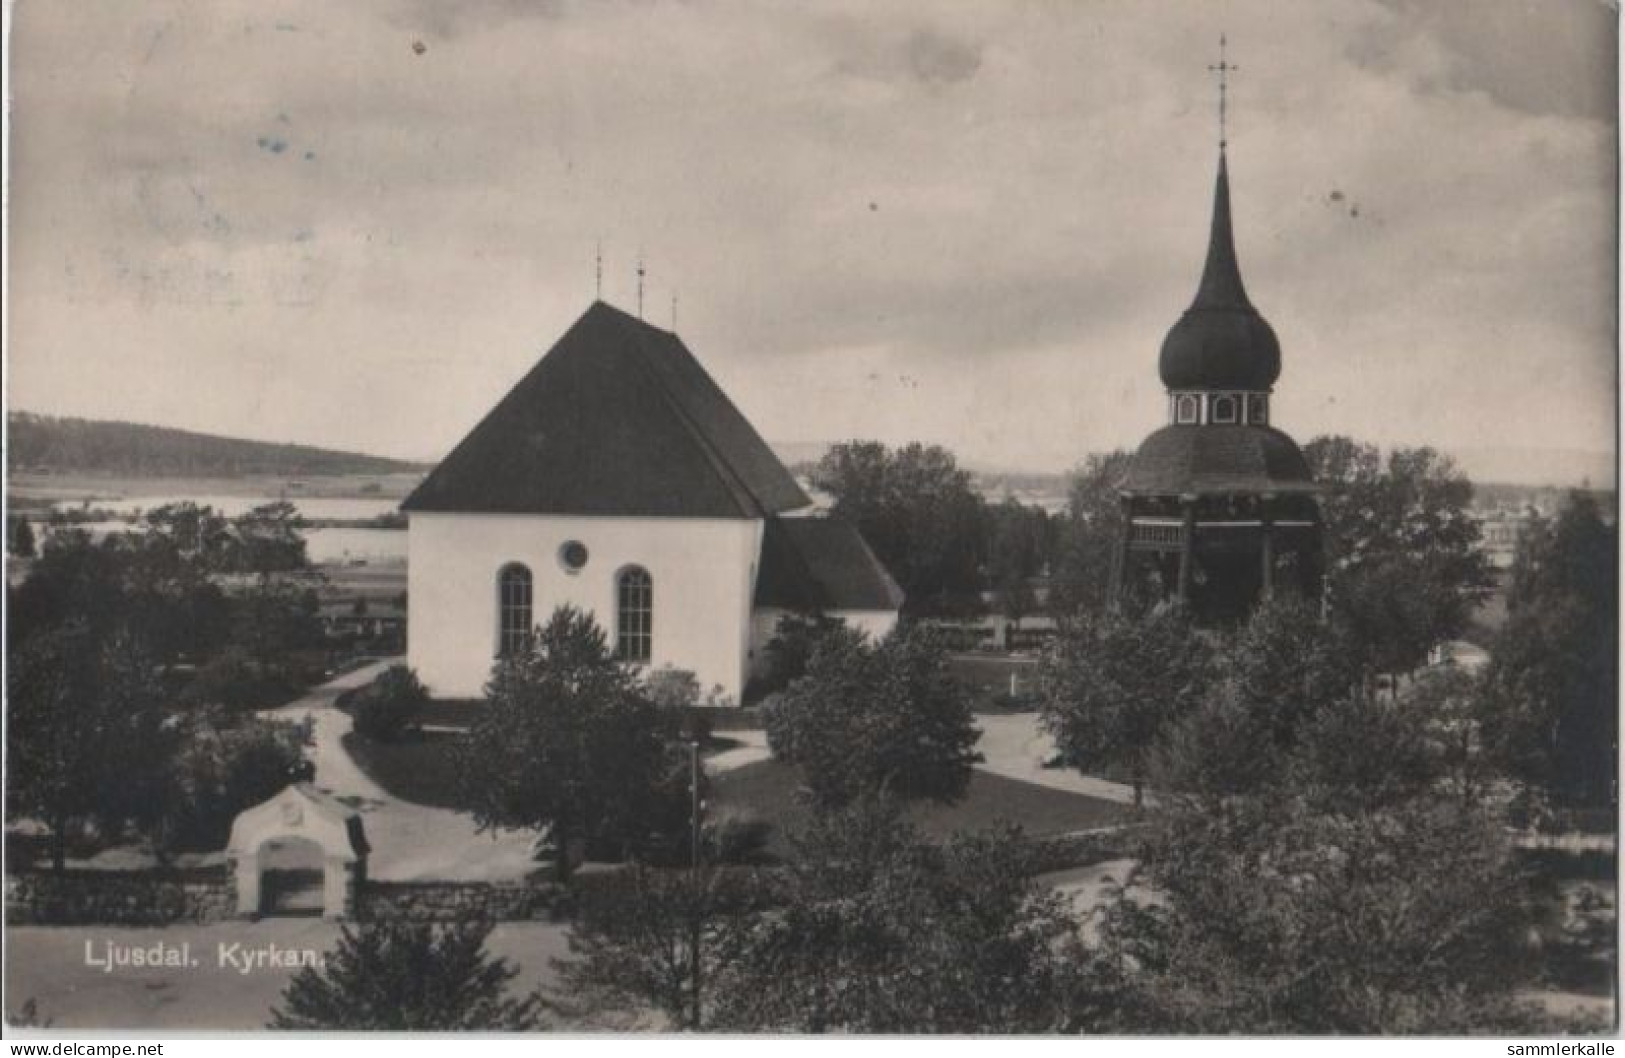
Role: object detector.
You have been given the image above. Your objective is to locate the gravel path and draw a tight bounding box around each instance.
[262,660,536,883]
[260,669,1133,880]
[973,713,1140,805]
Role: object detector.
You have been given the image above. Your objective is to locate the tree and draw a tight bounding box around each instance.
[7,624,176,872]
[1096,793,1545,1033]
[8,509,233,668]
[763,623,981,808]
[10,515,36,558]
[1104,646,1551,1034]
[229,501,310,578]
[1048,450,1133,617]
[8,530,137,650]
[551,863,761,1030]
[810,441,987,614]
[229,577,323,681]
[143,502,233,571]
[460,606,681,879]
[986,497,1048,629]
[163,708,309,852]
[1395,666,1502,808]
[1484,492,1617,807]
[711,798,1086,1032]
[1304,437,1491,686]
[220,501,324,682]
[269,920,542,1030]
[1216,593,1359,749]
[1037,603,1213,805]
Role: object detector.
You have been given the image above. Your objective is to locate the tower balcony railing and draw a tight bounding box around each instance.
[1129,520,1185,550]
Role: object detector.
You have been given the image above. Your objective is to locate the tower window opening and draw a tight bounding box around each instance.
[1175,394,1200,425]
[1212,395,1238,424]
[1248,393,1269,425]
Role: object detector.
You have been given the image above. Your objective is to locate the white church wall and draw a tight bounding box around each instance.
[408,512,763,703]
[836,608,900,642]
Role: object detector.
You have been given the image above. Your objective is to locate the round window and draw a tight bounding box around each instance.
[559,540,589,572]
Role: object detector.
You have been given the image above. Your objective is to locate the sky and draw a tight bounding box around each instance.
[6,0,1619,479]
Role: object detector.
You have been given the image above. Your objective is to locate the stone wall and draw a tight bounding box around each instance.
[362,879,572,922]
[6,869,236,926]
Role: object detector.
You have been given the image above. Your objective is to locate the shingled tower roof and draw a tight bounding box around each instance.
[403,301,811,517]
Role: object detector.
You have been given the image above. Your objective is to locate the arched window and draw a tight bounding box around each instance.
[497,563,533,658]
[1211,395,1238,424]
[616,566,652,663]
[1247,393,1269,425]
[1175,394,1200,425]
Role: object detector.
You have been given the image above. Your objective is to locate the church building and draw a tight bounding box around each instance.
[401,301,902,703]
[1114,122,1322,622]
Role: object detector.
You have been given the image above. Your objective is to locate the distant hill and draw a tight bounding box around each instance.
[7,412,428,478]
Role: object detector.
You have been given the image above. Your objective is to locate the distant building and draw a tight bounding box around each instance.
[1474,505,1542,570]
[400,302,901,703]
[1113,140,1322,622]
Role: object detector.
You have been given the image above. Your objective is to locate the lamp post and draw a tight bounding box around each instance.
[688,738,702,871]
[685,736,704,1030]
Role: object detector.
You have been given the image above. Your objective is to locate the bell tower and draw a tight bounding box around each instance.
[1112,40,1321,621]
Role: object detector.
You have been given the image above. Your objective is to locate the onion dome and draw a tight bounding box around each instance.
[1158,153,1281,391]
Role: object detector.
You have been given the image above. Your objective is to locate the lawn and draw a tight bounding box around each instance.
[709,758,1128,859]
[342,728,750,811]
[340,730,471,810]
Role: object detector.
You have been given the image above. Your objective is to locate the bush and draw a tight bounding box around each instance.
[180,647,303,711]
[350,665,429,743]
[750,613,846,700]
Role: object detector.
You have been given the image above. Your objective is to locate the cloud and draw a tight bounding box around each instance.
[5,0,1615,472]
[1361,0,1617,122]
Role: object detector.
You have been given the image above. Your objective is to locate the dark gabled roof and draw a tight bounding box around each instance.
[1159,152,1282,392]
[402,302,811,517]
[1123,424,1318,497]
[754,516,905,613]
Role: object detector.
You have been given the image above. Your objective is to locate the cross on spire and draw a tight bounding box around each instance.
[595,240,603,299]
[636,254,646,318]
[1208,34,1238,150]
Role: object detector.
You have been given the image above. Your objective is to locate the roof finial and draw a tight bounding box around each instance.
[636,253,646,319]
[595,240,603,299]
[671,291,678,331]
[1208,34,1237,151]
